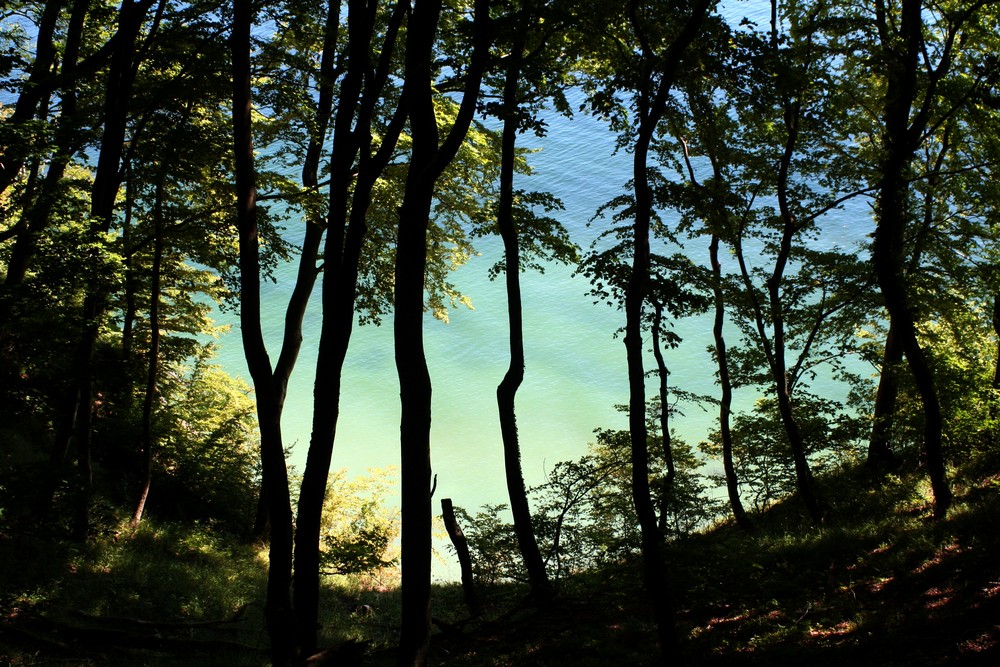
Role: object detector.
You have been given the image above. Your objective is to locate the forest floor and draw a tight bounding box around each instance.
[2,459,999,666]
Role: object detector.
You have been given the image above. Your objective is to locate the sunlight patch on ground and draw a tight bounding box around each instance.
[806,619,856,639]
[958,627,1000,655]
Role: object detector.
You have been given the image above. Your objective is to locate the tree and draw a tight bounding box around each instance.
[867,0,992,517]
[231,0,296,661]
[483,0,579,603]
[294,0,409,655]
[393,1,490,663]
[612,0,713,660]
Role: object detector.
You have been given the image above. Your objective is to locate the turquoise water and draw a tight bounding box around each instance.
[208,1,874,576]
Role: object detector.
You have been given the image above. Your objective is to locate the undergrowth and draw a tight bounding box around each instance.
[2,460,998,666]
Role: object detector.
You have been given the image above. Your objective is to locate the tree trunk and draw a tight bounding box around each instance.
[495,32,553,602]
[441,498,481,616]
[867,319,902,468]
[293,0,407,655]
[129,179,164,531]
[874,0,951,518]
[395,2,490,664]
[709,235,752,531]
[650,302,675,533]
[232,1,296,663]
[627,119,681,667]
[624,3,710,662]
[993,295,1000,391]
[764,18,823,522]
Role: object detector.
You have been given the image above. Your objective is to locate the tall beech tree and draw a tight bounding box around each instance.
[869,0,992,517]
[613,0,712,660]
[484,0,579,603]
[294,0,409,655]
[671,74,753,529]
[394,0,490,663]
[231,0,296,661]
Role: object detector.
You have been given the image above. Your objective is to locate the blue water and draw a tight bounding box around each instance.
[207,0,874,577]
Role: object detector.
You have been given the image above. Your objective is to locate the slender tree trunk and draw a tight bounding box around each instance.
[627,119,681,666]
[441,498,481,616]
[624,3,710,662]
[650,302,674,533]
[291,0,350,655]
[868,319,903,468]
[710,235,752,531]
[395,2,490,663]
[232,1,296,663]
[293,0,407,655]
[761,8,823,522]
[129,179,164,530]
[874,0,951,518]
[993,295,1000,391]
[495,32,553,602]
[992,295,1000,446]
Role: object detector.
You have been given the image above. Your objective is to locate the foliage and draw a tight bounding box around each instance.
[319,468,400,579]
[701,394,867,513]
[455,413,720,587]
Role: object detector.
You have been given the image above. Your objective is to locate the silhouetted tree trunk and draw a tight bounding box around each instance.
[650,301,675,533]
[868,128,948,471]
[624,2,710,662]
[994,295,1000,391]
[709,235,752,531]
[868,319,903,468]
[441,498,481,616]
[293,0,408,656]
[873,0,964,518]
[495,30,553,602]
[129,178,164,530]
[395,2,489,664]
[232,1,296,662]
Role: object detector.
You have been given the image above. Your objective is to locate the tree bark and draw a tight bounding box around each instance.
[441,499,481,616]
[874,0,952,518]
[395,2,490,664]
[495,31,553,602]
[650,302,675,533]
[293,0,407,655]
[129,178,164,531]
[232,1,296,663]
[710,235,752,531]
[624,3,710,662]
[867,319,903,468]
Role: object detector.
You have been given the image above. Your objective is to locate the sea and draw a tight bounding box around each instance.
[208,0,875,580]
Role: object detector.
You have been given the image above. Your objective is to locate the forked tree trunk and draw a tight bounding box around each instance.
[293,0,408,655]
[232,1,296,662]
[874,0,952,518]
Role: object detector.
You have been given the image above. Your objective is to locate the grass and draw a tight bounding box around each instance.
[2,459,999,666]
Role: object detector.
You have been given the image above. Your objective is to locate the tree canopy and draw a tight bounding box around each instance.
[2,1,1000,665]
